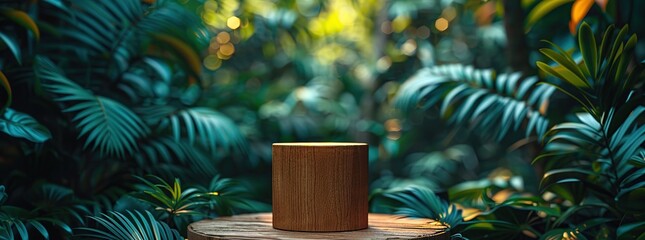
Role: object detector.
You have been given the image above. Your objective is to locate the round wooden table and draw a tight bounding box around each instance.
[187,213,449,240]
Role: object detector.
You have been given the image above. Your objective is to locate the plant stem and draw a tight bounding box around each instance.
[598,120,620,195]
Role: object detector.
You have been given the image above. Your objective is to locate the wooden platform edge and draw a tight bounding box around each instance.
[187,213,450,240]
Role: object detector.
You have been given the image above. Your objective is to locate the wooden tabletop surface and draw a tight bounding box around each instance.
[187,212,449,240]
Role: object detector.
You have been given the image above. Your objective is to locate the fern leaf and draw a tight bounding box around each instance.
[383,185,463,229]
[134,137,216,178]
[396,64,553,141]
[161,107,246,153]
[37,58,149,157]
[51,0,206,77]
[77,210,183,240]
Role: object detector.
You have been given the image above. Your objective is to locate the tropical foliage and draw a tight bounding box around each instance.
[1,0,263,238]
[0,0,643,239]
[390,22,644,239]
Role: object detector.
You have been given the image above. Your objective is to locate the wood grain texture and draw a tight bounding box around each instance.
[187,213,449,240]
[272,143,368,232]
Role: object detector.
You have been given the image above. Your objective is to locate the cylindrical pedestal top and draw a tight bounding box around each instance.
[272,142,368,232]
[187,213,450,240]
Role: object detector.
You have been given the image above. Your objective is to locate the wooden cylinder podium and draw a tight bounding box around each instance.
[272,142,368,232]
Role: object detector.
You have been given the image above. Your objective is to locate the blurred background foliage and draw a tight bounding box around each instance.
[0,0,643,239]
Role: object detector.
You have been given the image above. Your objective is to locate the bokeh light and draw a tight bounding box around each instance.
[219,42,235,56]
[203,55,222,70]
[435,18,449,31]
[227,16,241,29]
[216,32,230,44]
[417,26,430,39]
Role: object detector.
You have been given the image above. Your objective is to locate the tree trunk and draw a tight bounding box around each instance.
[502,0,531,74]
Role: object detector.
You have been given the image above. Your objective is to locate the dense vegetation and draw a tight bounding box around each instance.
[0,0,643,239]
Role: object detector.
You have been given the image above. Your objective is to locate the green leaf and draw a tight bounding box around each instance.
[618,221,645,240]
[578,22,597,79]
[540,168,611,195]
[0,32,21,65]
[537,52,589,88]
[27,221,48,240]
[598,25,615,69]
[0,108,51,142]
[0,71,11,112]
[383,185,462,228]
[43,0,68,11]
[78,210,183,240]
[396,64,553,141]
[526,0,574,31]
[163,107,246,153]
[38,58,149,157]
[0,8,40,41]
[14,221,27,240]
[0,186,6,205]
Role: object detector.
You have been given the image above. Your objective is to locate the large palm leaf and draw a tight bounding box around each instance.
[37,58,149,157]
[396,64,554,141]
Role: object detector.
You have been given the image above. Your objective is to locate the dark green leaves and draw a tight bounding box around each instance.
[383,185,462,228]
[0,32,21,65]
[536,23,644,239]
[38,58,149,157]
[162,108,246,153]
[396,64,553,141]
[0,108,51,142]
[578,22,598,79]
[196,175,270,216]
[537,48,589,89]
[77,210,183,240]
[538,23,639,114]
[0,185,65,240]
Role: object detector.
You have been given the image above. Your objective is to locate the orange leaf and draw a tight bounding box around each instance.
[0,70,12,112]
[0,9,40,41]
[569,0,594,34]
[152,34,201,80]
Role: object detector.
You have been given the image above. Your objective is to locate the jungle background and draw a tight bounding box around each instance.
[0,0,644,239]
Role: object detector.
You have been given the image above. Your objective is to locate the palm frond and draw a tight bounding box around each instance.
[535,23,645,236]
[0,186,68,240]
[51,0,206,77]
[29,183,89,226]
[133,137,216,179]
[396,64,554,141]
[76,210,183,240]
[37,58,149,157]
[383,185,463,229]
[538,107,645,208]
[196,175,271,216]
[160,107,247,153]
